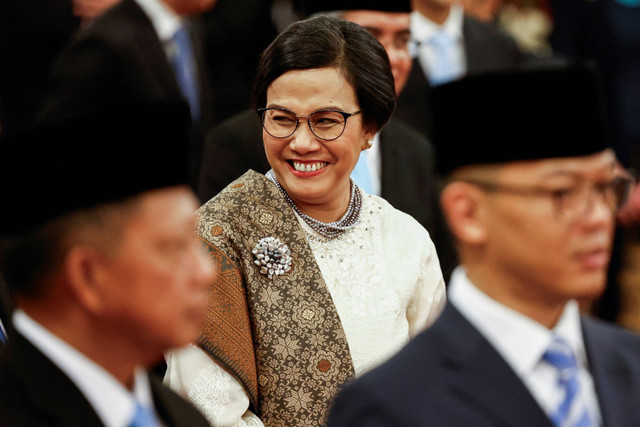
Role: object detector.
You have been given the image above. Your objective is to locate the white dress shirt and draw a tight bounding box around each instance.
[13,310,159,427]
[448,267,602,425]
[133,0,183,48]
[357,131,382,197]
[411,5,466,83]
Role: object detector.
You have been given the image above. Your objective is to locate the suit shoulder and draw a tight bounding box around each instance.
[205,109,262,144]
[75,0,154,48]
[335,324,447,406]
[583,315,640,352]
[381,118,435,166]
[463,14,513,41]
[384,118,432,147]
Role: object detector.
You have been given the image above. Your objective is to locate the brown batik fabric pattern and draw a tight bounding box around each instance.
[197,170,355,426]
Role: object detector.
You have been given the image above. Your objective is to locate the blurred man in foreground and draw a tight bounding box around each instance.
[328,64,640,426]
[0,103,213,426]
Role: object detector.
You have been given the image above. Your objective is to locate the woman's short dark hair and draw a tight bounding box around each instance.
[252,16,396,133]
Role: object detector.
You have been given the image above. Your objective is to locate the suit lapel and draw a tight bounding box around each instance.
[582,316,640,427]
[7,333,104,425]
[395,60,432,137]
[462,16,484,73]
[119,0,184,99]
[378,122,399,205]
[436,305,554,427]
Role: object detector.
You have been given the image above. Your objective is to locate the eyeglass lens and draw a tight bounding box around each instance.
[557,178,633,221]
[261,109,348,140]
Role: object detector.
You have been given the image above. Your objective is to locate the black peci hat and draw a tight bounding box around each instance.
[0,101,192,237]
[300,0,412,16]
[430,62,610,176]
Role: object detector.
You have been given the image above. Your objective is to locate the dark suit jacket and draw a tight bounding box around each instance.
[327,303,640,426]
[38,0,213,186]
[395,15,530,139]
[0,0,80,137]
[0,332,210,426]
[0,276,13,349]
[197,109,457,279]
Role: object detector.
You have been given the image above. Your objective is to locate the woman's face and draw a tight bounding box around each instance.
[263,67,374,214]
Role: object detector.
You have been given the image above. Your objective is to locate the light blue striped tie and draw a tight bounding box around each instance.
[129,402,160,427]
[169,26,201,123]
[543,337,594,427]
[428,31,457,86]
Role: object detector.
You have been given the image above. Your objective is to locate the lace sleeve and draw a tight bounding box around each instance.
[164,345,264,427]
[406,227,447,338]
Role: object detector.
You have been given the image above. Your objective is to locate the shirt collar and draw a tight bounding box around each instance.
[133,0,183,42]
[448,266,588,378]
[411,4,464,44]
[13,310,155,427]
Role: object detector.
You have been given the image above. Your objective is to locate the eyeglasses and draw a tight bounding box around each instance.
[258,107,362,141]
[463,176,635,223]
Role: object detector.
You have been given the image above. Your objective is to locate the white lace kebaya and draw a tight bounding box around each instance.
[165,193,446,426]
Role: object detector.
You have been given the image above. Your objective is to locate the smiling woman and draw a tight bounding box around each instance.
[164,16,446,427]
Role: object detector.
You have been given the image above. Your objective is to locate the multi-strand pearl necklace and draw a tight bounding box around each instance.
[266,170,362,239]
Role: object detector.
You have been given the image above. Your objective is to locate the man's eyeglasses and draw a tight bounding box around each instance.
[463,176,635,223]
[258,107,362,141]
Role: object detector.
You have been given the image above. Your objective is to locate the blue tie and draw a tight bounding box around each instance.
[0,324,6,344]
[129,402,160,427]
[428,31,458,86]
[169,25,201,123]
[351,151,374,195]
[543,337,594,427]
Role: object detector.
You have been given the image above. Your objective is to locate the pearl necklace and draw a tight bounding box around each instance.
[266,170,362,239]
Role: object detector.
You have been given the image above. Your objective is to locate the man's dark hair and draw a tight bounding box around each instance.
[0,198,139,298]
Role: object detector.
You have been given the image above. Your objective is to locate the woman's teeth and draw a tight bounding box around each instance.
[292,161,327,172]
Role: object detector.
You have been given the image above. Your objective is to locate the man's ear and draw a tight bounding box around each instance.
[61,245,108,313]
[440,182,489,245]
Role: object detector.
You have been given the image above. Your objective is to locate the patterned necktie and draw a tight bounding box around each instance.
[427,30,458,86]
[351,151,374,195]
[129,402,160,427]
[543,337,594,427]
[169,25,201,123]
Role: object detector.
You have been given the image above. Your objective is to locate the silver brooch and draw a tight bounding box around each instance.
[252,237,292,279]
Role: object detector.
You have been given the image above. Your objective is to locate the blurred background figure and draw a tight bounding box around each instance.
[0,103,212,426]
[462,0,553,57]
[395,0,531,139]
[198,0,280,125]
[38,0,218,189]
[0,0,80,138]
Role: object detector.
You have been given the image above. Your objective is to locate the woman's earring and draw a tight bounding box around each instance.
[365,140,373,149]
